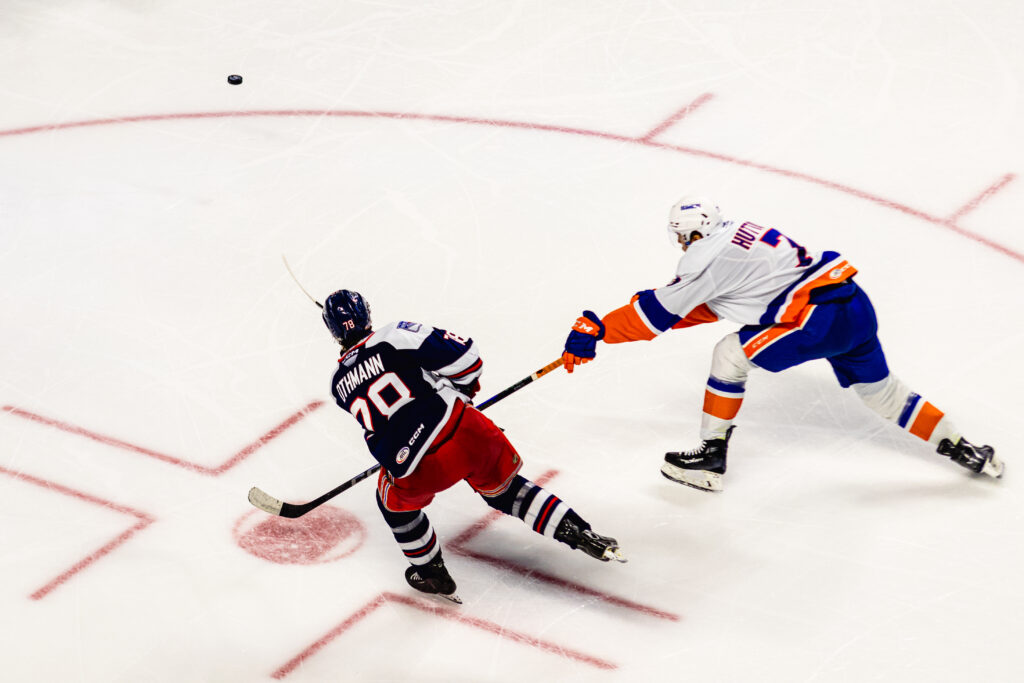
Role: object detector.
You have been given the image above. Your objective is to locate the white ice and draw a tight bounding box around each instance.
[1,1,1022,681]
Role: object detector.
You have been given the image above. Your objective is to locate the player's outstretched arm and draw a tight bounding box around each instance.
[562,291,719,373]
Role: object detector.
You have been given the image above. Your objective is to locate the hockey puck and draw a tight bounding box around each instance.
[227,74,243,85]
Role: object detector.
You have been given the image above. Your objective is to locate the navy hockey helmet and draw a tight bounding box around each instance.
[322,289,373,348]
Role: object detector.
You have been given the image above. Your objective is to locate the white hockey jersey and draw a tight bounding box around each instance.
[600,220,857,343]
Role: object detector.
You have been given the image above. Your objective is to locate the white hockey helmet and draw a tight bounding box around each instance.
[667,195,723,249]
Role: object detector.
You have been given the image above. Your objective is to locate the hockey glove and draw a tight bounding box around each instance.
[562,310,605,374]
[454,378,481,401]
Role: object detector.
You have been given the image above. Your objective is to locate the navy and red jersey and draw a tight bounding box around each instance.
[330,321,483,478]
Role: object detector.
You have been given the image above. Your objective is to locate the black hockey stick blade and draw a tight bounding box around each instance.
[248,464,382,518]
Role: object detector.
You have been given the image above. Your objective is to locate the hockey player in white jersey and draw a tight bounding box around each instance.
[561,196,1004,492]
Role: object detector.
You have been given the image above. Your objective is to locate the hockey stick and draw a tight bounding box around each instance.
[247,356,565,518]
[282,255,323,309]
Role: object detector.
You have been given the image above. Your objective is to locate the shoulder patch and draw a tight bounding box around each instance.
[397,321,422,332]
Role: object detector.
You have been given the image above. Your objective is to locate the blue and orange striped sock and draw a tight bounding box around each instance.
[700,376,746,441]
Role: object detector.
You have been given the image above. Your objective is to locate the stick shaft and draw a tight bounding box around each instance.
[282,255,323,309]
[475,357,563,410]
[249,357,564,517]
[279,464,381,517]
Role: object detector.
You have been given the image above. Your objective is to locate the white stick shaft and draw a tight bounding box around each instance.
[282,255,323,309]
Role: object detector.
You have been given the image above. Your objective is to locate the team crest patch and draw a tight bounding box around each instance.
[396,447,411,464]
[829,263,852,280]
[397,321,422,332]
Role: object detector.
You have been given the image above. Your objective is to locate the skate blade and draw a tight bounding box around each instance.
[415,589,462,605]
[660,463,722,492]
[982,454,1005,479]
[436,591,462,605]
[603,546,628,563]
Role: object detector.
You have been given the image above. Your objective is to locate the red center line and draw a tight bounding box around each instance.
[271,591,616,679]
[1,107,1018,264]
[2,401,324,476]
[448,468,680,622]
[0,465,155,600]
[640,92,714,141]
[211,401,325,474]
[272,592,390,679]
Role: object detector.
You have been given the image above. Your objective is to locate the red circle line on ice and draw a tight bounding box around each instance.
[233,506,366,565]
[0,103,1017,263]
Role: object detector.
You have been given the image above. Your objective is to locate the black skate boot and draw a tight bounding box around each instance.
[554,510,627,563]
[405,553,462,604]
[937,437,1004,479]
[661,426,734,492]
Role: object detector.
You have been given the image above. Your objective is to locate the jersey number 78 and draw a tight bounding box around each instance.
[349,372,414,431]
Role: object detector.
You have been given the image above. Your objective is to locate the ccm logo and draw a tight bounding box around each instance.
[408,423,425,446]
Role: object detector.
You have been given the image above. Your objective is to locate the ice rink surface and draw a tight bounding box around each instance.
[2,1,1022,681]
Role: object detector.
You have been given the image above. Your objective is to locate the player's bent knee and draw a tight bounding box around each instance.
[479,474,528,515]
[710,333,752,384]
[851,374,911,422]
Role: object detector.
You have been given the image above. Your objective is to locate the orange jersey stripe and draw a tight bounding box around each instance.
[602,300,718,344]
[779,260,856,322]
[743,305,817,359]
[703,391,744,420]
[909,401,944,441]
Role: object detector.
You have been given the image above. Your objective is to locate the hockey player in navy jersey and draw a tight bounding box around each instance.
[323,289,625,603]
[561,196,1003,492]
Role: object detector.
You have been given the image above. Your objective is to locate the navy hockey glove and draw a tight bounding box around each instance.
[562,310,605,374]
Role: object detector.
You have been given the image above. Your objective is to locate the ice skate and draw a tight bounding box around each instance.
[577,529,627,562]
[554,510,627,563]
[937,437,1004,479]
[661,426,733,492]
[405,555,462,604]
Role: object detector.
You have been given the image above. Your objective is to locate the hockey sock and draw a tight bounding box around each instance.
[852,374,959,445]
[700,376,746,440]
[376,491,440,565]
[700,334,751,440]
[481,475,572,541]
